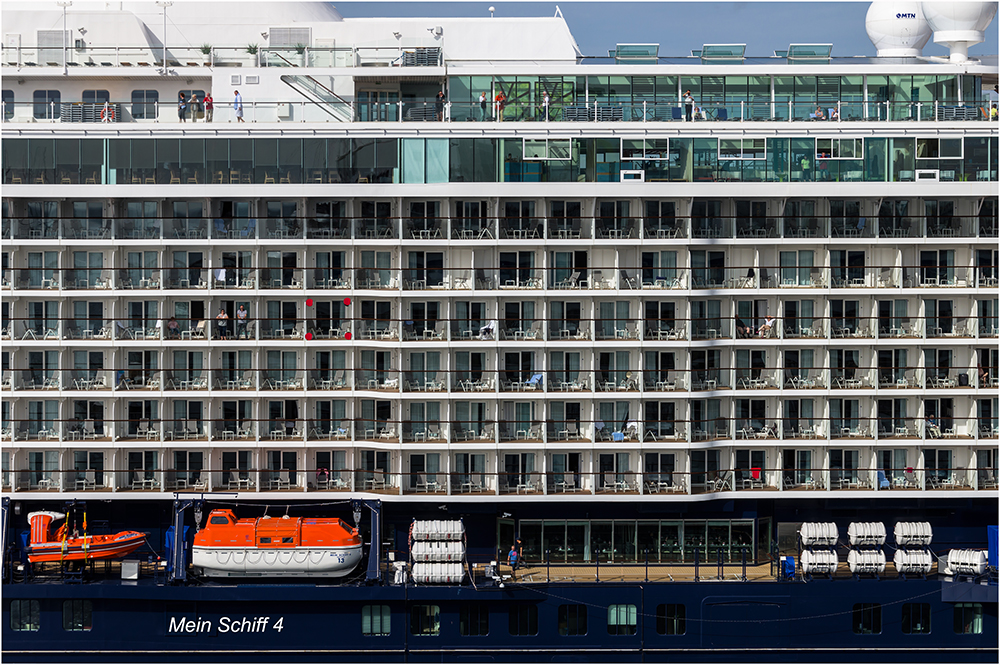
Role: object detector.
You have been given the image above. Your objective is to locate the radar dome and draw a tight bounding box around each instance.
[865,2,931,57]
[920,1,997,62]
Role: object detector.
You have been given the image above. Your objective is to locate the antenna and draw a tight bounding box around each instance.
[554,5,563,19]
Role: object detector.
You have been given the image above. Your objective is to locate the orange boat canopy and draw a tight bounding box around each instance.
[195,510,361,549]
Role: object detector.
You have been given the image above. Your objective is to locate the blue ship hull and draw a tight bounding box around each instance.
[2,497,996,662]
[2,578,997,662]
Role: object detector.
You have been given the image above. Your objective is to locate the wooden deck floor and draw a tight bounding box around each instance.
[497,561,776,583]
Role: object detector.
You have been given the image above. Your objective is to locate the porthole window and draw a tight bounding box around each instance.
[954,603,983,635]
[11,600,40,632]
[410,605,440,636]
[852,603,881,635]
[656,604,686,635]
[902,603,931,634]
[361,605,390,636]
[558,604,588,636]
[62,599,92,632]
[508,605,538,636]
[459,603,489,636]
[608,604,637,636]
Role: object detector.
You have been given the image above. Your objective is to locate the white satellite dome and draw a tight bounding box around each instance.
[865,2,932,57]
[920,1,997,62]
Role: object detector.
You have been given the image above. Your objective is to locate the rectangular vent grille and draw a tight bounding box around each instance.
[269,27,311,47]
[37,30,69,64]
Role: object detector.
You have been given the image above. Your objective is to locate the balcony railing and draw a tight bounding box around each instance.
[5,215,996,241]
[3,94,993,124]
[3,310,998,348]
[2,462,995,495]
[4,401,998,447]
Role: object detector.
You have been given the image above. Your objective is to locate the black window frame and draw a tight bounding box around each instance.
[62,599,93,632]
[131,90,159,120]
[852,602,881,635]
[410,604,440,636]
[607,604,638,636]
[459,603,490,637]
[33,90,61,119]
[82,90,110,104]
[361,604,391,637]
[508,604,538,636]
[901,603,931,635]
[558,604,588,636]
[10,600,40,632]
[2,90,13,121]
[953,603,983,635]
[656,603,686,635]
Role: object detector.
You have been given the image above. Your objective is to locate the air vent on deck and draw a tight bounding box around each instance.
[269,27,312,47]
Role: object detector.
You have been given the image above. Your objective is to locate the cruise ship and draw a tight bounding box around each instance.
[1,1,998,661]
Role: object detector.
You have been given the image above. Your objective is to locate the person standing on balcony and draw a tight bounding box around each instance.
[189,93,201,121]
[495,90,506,121]
[177,92,187,122]
[216,307,229,339]
[541,91,550,121]
[479,91,488,121]
[204,93,214,122]
[683,89,694,122]
[435,90,445,121]
[233,90,244,123]
[236,305,248,338]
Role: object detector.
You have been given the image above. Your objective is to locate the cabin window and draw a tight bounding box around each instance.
[902,603,931,634]
[508,605,537,636]
[410,605,440,636]
[361,605,390,636]
[10,600,40,632]
[282,537,293,544]
[558,604,588,636]
[607,604,637,636]
[954,603,983,634]
[459,603,489,636]
[82,90,110,104]
[33,90,60,119]
[62,600,92,632]
[2,90,13,121]
[259,537,271,544]
[852,603,882,635]
[131,90,159,120]
[656,604,686,635]
[209,515,229,525]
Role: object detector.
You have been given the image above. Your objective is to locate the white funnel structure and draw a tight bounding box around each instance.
[866,2,932,57]
[920,1,997,62]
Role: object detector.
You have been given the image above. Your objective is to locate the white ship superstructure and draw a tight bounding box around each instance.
[2,1,997,513]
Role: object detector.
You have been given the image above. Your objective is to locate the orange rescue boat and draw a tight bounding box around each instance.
[192,509,363,578]
[27,511,147,563]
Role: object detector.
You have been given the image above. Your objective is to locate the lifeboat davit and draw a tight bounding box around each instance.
[192,509,363,578]
[26,511,147,563]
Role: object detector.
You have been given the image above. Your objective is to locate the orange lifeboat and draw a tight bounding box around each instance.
[26,511,146,563]
[192,509,363,578]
